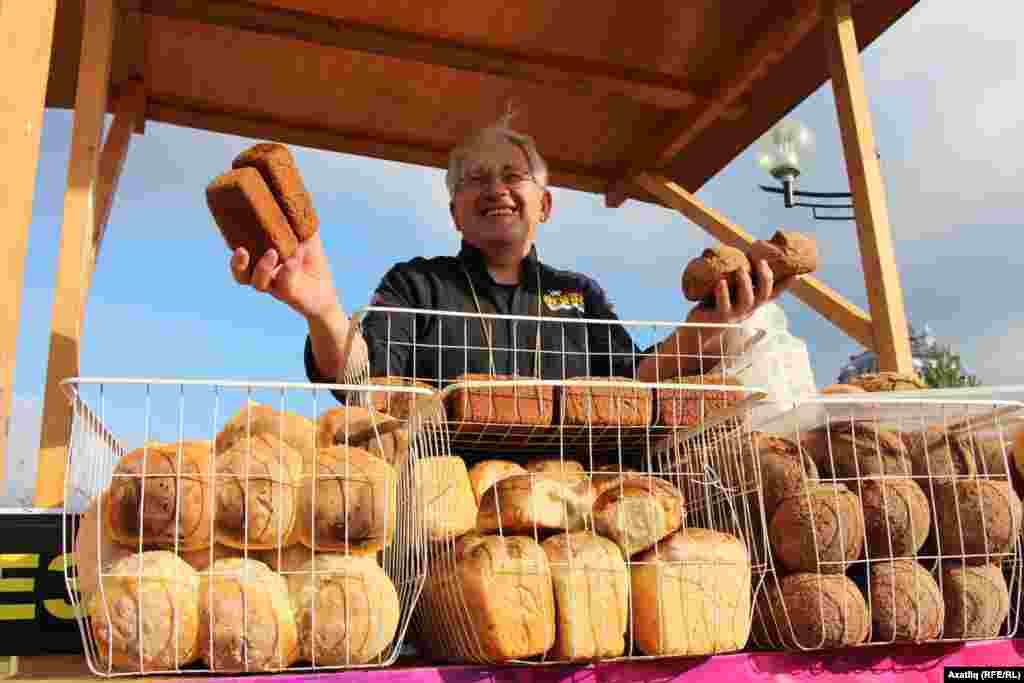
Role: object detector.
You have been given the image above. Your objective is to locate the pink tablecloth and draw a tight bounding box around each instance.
[196,640,1024,683]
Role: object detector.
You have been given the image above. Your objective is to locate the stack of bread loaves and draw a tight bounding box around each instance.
[413,452,751,663]
[74,398,410,673]
[750,414,1022,650]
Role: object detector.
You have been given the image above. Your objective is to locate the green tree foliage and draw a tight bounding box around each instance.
[920,344,981,388]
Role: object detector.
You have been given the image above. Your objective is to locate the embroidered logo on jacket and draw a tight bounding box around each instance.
[543,290,584,313]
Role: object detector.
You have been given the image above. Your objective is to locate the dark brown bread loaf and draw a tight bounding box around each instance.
[860,478,930,559]
[752,572,869,650]
[940,562,1010,638]
[206,167,298,269]
[802,421,910,479]
[934,479,1022,561]
[747,230,818,280]
[869,560,944,641]
[769,482,864,574]
[232,143,319,240]
[681,245,751,304]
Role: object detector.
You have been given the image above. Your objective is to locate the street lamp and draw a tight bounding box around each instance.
[756,119,855,221]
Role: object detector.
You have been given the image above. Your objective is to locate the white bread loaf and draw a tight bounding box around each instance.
[630,528,751,656]
[542,532,628,660]
[467,459,528,505]
[418,534,555,663]
[214,432,304,550]
[477,472,594,535]
[592,475,685,556]
[297,445,397,553]
[198,558,299,671]
[86,551,200,672]
[413,457,478,542]
[288,554,400,665]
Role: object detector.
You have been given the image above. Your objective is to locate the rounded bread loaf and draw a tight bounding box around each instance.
[216,402,316,459]
[869,560,943,641]
[86,551,201,672]
[681,245,751,303]
[591,475,685,556]
[198,558,299,671]
[467,459,528,505]
[297,445,397,553]
[104,441,214,552]
[214,432,304,550]
[860,478,930,559]
[753,572,869,650]
[769,482,864,574]
[289,554,400,665]
[477,472,594,535]
[940,561,1010,638]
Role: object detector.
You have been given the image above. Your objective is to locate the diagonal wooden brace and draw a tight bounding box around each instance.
[636,173,876,351]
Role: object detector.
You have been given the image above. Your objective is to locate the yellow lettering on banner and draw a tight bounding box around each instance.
[44,554,78,620]
[0,604,35,621]
[0,554,38,618]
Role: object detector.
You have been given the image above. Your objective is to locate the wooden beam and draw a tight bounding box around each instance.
[146,95,615,196]
[0,1,59,491]
[605,0,821,208]
[143,0,746,118]
[35,0,116,508]
[636,173,876,350]
[824,0,913,373]
[86,78,146,304]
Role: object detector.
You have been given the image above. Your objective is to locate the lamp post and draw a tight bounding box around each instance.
[756,119,856,221]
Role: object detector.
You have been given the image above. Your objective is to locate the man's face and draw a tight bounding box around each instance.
[450,140,552,250]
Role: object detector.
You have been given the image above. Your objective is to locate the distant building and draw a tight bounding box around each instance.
[837,324,964,383]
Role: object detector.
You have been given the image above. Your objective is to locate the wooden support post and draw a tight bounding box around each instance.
[85,79,146,307]
[636,173,876,350]
[0,1,58,491]
[825,0,913,373]
[34,0,117,508]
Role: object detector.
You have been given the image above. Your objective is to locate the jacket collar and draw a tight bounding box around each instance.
[457,241,542,286]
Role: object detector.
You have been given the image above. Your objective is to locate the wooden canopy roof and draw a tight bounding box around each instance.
[43,0,918,204]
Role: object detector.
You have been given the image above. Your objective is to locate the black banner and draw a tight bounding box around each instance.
[0,512,84,656]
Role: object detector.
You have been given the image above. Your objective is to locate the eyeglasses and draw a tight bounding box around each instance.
[457,168,537,193]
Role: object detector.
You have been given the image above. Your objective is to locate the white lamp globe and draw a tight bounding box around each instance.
[756,119,816,180]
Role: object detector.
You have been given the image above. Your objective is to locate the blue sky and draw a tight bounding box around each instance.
[6,0,1023,504]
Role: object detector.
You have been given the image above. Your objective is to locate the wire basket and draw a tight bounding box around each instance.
[743,393,1024,652]
[60,377,437,676]
[346,308,779,664]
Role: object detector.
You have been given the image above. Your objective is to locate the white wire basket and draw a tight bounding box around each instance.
[345,308,779,664]
[744,392,1024,652]
[60,377,438,676]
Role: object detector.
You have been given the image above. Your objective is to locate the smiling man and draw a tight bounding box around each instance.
[229,116,792,397]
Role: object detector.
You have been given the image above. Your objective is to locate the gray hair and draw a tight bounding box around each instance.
[445,113,549,197]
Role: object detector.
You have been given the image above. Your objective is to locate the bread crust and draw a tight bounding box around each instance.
[86,551,201,672]
[631,529,751,656]
[197,558,299,671]
[592,475,685,556]
[289,554,400,665]
[105,442,214,552]
[681,245,750,303]
[747,231,818,280]
[232,143,319,240]
[467,459,528,504]
[206,167,298,267]
[296,445,397,553]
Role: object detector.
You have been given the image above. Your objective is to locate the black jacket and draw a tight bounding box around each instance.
[305,242,647,400]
